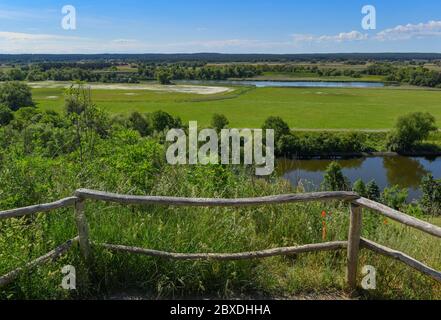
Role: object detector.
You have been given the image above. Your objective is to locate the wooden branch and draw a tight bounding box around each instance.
[75,189,359,207]
[0,197,78,220]
[360,238,441,283]
[353,197,441,238]
[0,237,79,288]
[347,204,363,292]
[74,199,92,264]
[99,241,348,261]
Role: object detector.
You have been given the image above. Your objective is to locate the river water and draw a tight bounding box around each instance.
[180,80,385,88]
[279,156,441,201]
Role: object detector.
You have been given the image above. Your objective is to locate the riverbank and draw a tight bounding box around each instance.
[284,151,441,160]
[278,154,441,201]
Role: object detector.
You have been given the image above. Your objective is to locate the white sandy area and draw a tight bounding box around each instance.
[28,81,232,95]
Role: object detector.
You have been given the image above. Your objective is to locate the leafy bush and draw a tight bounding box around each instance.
[321,161,349,191]
[420,174,441,215]
[211,113,229,132]
[0,104,13,126]
[387,112,437,152]
[0,81,34,111]
[381,185,408,210]
[150,110,182,133]
[366,180,381,202]
[262,116,290,144]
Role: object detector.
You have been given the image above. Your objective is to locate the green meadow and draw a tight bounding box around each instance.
[34,85,441,129]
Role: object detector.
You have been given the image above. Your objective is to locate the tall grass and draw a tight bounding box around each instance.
[1,163,440,299]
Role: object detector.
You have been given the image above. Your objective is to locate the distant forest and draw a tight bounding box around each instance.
[1,52,441,64]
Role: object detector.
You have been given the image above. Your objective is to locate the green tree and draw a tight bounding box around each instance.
[381,185,408,210]
[321,161,349,191]
[262,116,291,146]
[0,81,34,111]
[0,104,13,126]
[128,112,152,137]
[211,113,229,132]
[420,174,441,215]
[353,179,367,197]
[366,180,381,201]
[151,110,179,132]
[156,69,172,85]
[386,112,437,152]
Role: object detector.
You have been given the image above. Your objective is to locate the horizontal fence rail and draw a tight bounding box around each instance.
[354,197,441,238]
[75,189,360,207]
[99,241,348,261]
[0,189,440,296]
[0,197,78,220]
[0,237,79,287]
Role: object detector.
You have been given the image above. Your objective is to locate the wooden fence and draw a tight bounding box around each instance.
[1,188,440,294]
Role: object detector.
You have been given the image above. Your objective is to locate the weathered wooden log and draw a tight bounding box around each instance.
[0,197,78,220]
[98,241,348,261]
[347,204,363,293]
[353,197,441,238]
[0,237,79,288]
[75,189,359,207]
[360,238,441,283]
[74,199,92,264]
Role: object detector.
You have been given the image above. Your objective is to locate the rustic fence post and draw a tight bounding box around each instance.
[74,198,92,264]
[347,203,362,294]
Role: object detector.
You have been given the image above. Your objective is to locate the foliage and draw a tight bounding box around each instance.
[276,131,377,157]
[352,179,367,197]
[150,110,182,132]
[381,185,408,210]
[262,116,290,146]
[0,81,34,111]
[128,112,152,137]
[420,174,441,215]
[387,112,438,152]
[211,113,229,132]
[321,162,349,191]
[366,180,381,202]
[0,104,13,126]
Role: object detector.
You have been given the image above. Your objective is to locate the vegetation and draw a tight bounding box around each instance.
[2,52,441,300]
[33,86,441,130]
[3,57,441,88]
[0,81,34,111]
[421,174,441,215]
[387,112,438,152]
[321,162,350,191]
[211,113,229,132]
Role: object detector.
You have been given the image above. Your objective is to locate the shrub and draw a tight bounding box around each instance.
[353,179,367,197]
[0,81,34,111]
[0,104,13,126]
[366,180,381,202]
[151,111,181,132]
[420,174,441,215]
[211,113,229,132]
[386,112,437,152]
[262,116,290,143]
[321,161,349,191]
[128,112,152,137]
[156,69,173,85]
[381,185,408,210]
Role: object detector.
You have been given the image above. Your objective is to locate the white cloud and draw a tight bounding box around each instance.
[0,31,82,41]
[293,31,368,43]
[1,20,441,53]
[111,39,138,43]
[375,20,441,41]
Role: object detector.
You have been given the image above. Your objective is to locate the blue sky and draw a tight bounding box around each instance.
[1,0,441,53]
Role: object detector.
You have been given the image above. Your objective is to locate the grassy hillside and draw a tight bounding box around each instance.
[34,86,441,129]
[0,133,440,299]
